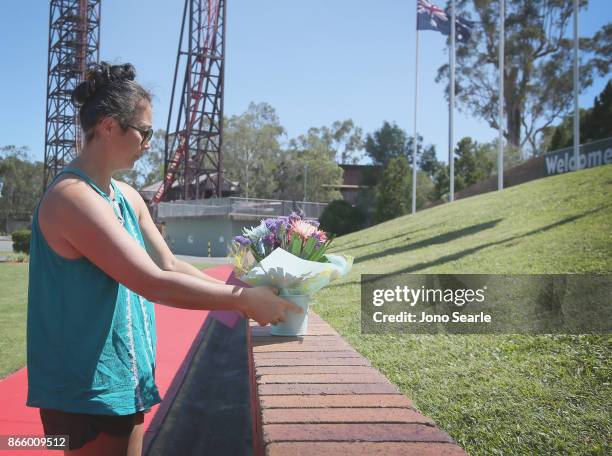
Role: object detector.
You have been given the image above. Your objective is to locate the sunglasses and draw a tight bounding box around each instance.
[126,124,154,146]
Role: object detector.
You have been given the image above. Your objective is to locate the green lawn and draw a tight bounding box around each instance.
[315,165,612,455]
[0,263,29,378]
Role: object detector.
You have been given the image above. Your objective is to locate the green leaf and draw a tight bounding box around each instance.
[302,237,317,259]
[290,234,302,256]
[249,244,263,263]
[310,246,327,262]
[310,235,335,262]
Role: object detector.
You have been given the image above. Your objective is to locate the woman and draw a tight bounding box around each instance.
[26,62,301,455]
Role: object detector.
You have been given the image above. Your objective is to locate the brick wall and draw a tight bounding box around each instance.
[249,313,468,456]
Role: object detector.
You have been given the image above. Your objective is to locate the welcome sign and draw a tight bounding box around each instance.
[544,137,612,176]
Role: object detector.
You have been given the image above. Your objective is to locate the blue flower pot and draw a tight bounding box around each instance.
[270,294,310,336]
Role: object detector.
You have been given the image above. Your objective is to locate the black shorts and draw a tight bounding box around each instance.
[39,408,150,450]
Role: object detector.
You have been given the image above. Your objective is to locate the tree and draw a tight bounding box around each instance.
[483,139,523,170]
[364,121,408,167]
[313,119,364,164]
[454,137,495,188]
[433,165,450,201]
[319,199,365,236]
[364,122,438,189]
[278,127,343,202]
[419,144,443,178]
[585,79,612,142]
[543,80,612,151]
[375,156,410,223]
[433,137,495,199]
[222,102,285,199]
[437,0,611,155]
[0,146,44,232]
[546,108,590,151]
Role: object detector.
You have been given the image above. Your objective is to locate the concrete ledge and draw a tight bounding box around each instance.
[249,312,468,456]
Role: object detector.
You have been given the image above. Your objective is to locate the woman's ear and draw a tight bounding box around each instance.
[97,116,118,141]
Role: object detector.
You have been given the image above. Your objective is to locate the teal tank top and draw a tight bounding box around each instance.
[26,167,161,415]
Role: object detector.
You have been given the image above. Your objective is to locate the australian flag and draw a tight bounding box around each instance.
[417,0,473,43]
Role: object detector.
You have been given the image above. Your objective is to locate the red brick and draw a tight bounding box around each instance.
[258,373,387,384]
[254,350,363,359]
[250,313,329,325]
[262,408,434,425]
[258,383,398,395]
[306,314,329,324]
[296,327,339,336]
[253,340,351,352]
[266,442,468,456]
[255,366,375,375]
[254,357,371,367]
[263,423,454,443]
[251,337,345,344]
[259,394,414,409]
[253,335,343,343]
[252,325,338,337]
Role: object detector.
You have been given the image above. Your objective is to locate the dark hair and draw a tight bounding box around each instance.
[71,62,152,142]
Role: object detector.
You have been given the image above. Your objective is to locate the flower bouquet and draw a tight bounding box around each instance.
[230,212,353,336]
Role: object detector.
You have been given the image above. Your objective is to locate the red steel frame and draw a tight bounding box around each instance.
[152,0,226,205]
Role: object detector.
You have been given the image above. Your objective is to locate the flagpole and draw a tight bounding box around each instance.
[449,0,455,202]
[498,0,504,190]
[412,5,419,215]
[573,0,580,172]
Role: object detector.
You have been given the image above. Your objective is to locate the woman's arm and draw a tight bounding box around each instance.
[120,182,227,285]
[169,259,227,285]
[47,179,301,325]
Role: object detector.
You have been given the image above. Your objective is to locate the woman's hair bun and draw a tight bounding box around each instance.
[71,62,137,106]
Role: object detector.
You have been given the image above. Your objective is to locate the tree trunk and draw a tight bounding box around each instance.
[506,103,521,150]
[504,68,522,149]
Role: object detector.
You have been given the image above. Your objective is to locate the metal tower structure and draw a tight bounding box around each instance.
[152,0,226,204]
[43,0,101,190]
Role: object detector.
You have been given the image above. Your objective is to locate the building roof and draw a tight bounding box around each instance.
[139,172,240,199]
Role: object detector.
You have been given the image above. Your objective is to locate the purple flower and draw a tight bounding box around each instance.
[262,233,276,246]
[264,217,286,234]
[288,212,302,224]
[307,220,320,228]
[234,235,251,246]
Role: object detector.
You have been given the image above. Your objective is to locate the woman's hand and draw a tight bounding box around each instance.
[240,286,304,326]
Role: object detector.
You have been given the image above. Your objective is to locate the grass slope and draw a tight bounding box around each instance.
[317,165,611,456]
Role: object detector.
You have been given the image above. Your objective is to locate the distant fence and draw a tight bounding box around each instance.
[157,197,327,220]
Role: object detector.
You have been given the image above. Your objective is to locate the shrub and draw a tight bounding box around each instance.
[319,199,364,236]
[11,229,31,254]
[8,252,29,263]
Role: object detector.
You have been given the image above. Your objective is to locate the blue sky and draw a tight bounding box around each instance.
[0,0,609,164]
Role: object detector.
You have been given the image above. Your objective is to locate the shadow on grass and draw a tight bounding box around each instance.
[332,225,435,253]
[353,219,503,264]
[330,204,609,288]
[387,205,608,276]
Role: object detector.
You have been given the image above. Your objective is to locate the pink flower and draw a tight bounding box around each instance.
[315,230,327,243]
[290,220,317,240]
